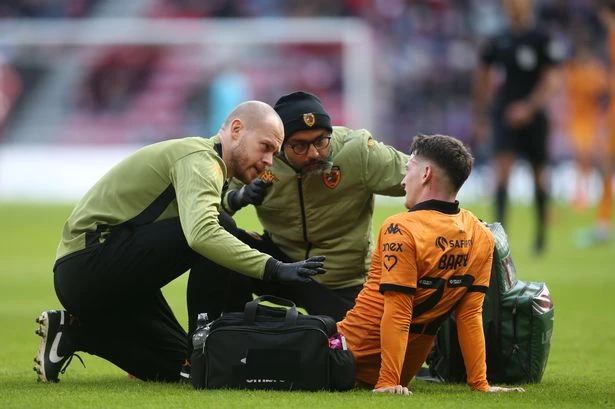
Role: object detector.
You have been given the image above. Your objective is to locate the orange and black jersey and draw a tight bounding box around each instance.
[338,200,494,390]
[379,200,493,326]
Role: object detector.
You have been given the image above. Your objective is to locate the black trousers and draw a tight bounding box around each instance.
[53,217,222,382]
[492,108,549,167]
[188,212,362,327]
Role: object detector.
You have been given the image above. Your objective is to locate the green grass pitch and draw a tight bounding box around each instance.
[0,201,613,408]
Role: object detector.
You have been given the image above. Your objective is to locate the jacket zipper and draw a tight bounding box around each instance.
[296,174,313,258]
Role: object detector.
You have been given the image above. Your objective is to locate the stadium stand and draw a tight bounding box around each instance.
[0,0,605,155]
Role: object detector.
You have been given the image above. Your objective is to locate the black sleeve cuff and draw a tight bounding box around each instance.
[379,283,416,295]
[263,257,280,281]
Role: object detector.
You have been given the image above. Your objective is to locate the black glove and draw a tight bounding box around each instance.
[264,256,326,283]
[227,178,273,211]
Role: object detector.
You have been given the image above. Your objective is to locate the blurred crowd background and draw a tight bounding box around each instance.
[0,0,605,166]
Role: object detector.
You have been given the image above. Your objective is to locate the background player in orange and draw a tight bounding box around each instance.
[337,134,524,395]
[563,34,608,212]
[577,0,615,246]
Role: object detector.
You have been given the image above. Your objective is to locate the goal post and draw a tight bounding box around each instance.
[0,17,375,132]
[0,17,376,202]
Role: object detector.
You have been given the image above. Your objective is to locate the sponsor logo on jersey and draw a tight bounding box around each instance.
[383,255,398,271]
[435,236,448,251]
[385,223,402,235]
[418,278,434,287]
[447,275,474,288]
[382,242,403,252]
[322,165,341,189]
[450,239,472,248]
[435,236,472,251]
[438,253,469,270]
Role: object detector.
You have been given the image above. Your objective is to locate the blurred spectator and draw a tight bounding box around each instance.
[146,0,615,152]
[182,80,210,137]
[562,31,608,212]
[148,0,261,18]
[0,57,22,135]
[207,68,252,135]
[0,0,607,156]
[78,46,161,115]
[577,0,615,247]
[0,0,98,18]
[280,0,352,17]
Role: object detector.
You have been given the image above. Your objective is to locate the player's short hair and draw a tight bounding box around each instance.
[410,134,474,192]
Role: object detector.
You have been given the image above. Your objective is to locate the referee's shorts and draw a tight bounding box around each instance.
[492,108,549,167]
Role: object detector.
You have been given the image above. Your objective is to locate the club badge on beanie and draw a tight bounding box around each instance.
[274,91,333,139]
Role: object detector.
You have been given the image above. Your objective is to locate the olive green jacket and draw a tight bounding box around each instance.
[223,127,408,289]
[56,135,270,279]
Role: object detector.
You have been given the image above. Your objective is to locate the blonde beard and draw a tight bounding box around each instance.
[230,142,252,184]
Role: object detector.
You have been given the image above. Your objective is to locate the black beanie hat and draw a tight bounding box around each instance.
[273,91,333,140]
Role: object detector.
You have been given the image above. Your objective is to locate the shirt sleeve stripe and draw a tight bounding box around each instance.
[468,285,488,293]
[379,283,416,295]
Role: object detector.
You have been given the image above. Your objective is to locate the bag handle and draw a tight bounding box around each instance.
[243,295,299,326]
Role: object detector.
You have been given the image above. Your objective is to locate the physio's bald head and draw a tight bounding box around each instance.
[222,100,283,136]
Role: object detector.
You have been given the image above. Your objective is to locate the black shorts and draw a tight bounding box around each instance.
[491,109,549,167]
